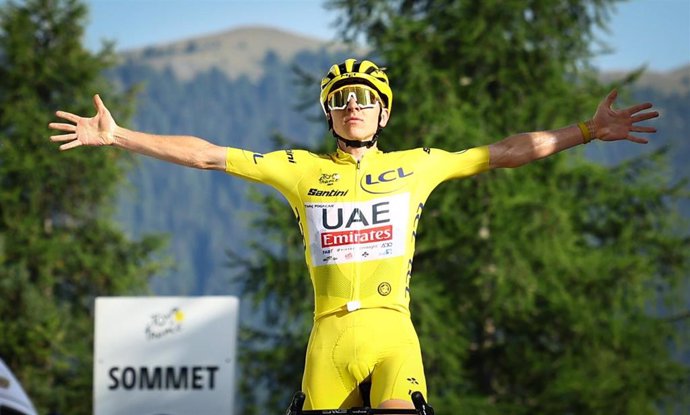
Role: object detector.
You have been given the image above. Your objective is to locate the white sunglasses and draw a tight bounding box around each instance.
[327,86,381,111]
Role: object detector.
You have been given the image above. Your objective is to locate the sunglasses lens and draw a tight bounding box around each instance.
[327,86,378,110]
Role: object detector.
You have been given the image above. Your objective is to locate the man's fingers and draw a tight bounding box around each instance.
[55,110,80,123]
[59,140,83,151]
[632,111,659,123]
[627,134,649,144]
[50,133,77,142]
[630,125,657,133]
[626,102,654,115]
[603,89,618,108]
[48,122,76,132]
[93,94,104,110]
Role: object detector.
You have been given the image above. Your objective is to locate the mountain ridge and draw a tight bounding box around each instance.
[119,25,357,81]
[601,65,690,95]
[119,25,689,90]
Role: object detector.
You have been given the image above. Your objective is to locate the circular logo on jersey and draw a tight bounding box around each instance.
[378,282,392,296]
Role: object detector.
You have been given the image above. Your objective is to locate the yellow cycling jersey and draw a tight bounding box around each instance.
[225,146,490,320]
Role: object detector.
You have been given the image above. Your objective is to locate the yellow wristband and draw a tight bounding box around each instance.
[578,121,592,144]
[586,119,598,140]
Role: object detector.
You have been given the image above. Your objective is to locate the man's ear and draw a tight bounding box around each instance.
[379,108,390,128]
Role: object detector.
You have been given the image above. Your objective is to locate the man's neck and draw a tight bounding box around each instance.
[337,138,378,161]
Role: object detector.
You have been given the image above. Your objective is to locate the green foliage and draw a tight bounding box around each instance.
[0,1,165,414]
[231,1,690,414]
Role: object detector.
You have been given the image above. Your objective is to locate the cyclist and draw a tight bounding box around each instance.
[49,58,658,411]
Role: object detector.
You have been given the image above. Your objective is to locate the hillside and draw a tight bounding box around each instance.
[601,64,690,95]
[119,25,355,81]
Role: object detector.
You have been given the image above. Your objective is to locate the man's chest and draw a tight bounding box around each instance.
[295,160,419,203]
[294,159,421,266]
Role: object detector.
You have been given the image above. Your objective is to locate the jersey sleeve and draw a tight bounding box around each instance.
[423,145,491,184]
[224,147,306,192]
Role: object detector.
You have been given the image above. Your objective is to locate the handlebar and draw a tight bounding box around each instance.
[285,391,434,415]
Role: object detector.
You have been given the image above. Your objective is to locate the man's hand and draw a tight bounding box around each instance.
[49,94,117,150]
[592,89,659,144]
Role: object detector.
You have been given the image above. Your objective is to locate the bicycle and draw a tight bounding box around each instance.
[284,385,434,415]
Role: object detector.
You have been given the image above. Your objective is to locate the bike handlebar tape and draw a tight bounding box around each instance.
[411,391,434,415]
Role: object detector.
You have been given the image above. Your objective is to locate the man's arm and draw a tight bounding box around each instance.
[49,94,227,171]
[488,90,659,169]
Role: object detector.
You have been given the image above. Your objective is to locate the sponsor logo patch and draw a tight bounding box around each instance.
[360,167,414,194]
[321,224,392,248]
[305,194,410,266]
[319,172,340,186]
[307,188,349,197]
[285,150,296,163]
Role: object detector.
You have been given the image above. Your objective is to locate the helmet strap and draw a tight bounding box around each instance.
[336,134,378,148]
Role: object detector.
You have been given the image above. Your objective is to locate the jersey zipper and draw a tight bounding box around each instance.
[347,158,362,312]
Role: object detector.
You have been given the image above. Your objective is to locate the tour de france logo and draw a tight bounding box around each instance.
[319,172,340,186]
[145,307,185,340]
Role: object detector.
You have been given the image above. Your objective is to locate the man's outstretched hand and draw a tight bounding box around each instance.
[592,89,659,144]
[49,94,117,150]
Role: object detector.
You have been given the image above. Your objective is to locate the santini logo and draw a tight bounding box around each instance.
[145,307,184,340]
[308,188,348,197]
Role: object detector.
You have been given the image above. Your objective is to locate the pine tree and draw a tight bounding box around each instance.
[0,1,165,413]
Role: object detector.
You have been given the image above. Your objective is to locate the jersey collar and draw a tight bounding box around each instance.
[333,147,384,164]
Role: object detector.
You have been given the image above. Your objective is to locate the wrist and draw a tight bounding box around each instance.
[587,119,598,140]
[111,125,126,147]
[577,119,598,144]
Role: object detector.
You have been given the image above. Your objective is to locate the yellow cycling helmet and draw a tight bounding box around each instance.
[320,58,393,115]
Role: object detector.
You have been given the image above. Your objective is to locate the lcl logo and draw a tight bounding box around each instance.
[360,167,414,194]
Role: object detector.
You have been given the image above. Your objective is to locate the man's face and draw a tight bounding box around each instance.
[329,89,389,142]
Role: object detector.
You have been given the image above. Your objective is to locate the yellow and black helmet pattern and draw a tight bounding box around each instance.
[320,58,393,115]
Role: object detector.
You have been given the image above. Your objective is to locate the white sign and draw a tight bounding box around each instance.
[94,296,239,415]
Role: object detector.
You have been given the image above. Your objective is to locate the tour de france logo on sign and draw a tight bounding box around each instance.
[144,307,185,340]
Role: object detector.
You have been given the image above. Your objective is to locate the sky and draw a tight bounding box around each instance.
[81,0,690,72]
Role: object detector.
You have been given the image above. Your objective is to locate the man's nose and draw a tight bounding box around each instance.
[346,97,360,110]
